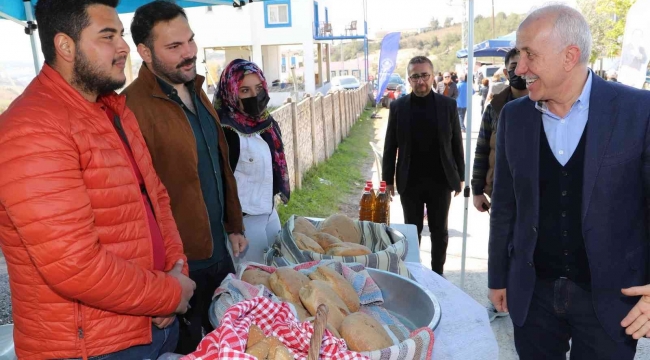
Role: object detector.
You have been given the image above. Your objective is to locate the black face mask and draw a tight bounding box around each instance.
[508,69,527,90]
[241,89,270,117]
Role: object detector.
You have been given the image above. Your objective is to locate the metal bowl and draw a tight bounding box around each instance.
[209,268,441,332]
[366,268,442,331]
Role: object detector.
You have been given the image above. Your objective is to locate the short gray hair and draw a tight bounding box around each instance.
[522,4,592,64]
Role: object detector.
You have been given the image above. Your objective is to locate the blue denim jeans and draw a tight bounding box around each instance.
[514,278,637,360]
[457,107,467,130]
[83,319,179,360]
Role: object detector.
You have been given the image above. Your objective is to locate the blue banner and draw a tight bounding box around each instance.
[375,32,401,105]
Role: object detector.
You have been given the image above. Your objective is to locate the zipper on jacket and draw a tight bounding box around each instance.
[107,113,157,271]
[76,301,89,360]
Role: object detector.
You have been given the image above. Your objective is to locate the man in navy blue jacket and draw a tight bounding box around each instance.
[489,4,650,359]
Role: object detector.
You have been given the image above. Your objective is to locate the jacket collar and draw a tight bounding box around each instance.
[39,63,127,115]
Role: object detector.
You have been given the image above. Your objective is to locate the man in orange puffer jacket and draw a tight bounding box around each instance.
[0,0,196,359]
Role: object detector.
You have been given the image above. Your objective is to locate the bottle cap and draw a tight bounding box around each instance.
[380,181,386,186]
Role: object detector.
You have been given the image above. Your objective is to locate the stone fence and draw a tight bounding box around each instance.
[271,83,371,190]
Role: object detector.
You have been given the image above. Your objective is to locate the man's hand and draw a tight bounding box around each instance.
[386,185,395,201]
[455,181,465,197]
[474,194,491,212]
[229,233,248,258]
[168,260,195,314]
[489,288,508,312]
[152,315,176,329]
[621,285,650,339]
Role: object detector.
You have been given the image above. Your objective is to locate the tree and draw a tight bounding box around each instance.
[431,35,440,48]
[580,0,635,60]
[430,17,440,30]
[596,0,635,57]
[444,17,454,28]
[579,0,610,62]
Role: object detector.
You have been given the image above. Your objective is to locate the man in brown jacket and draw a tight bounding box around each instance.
[123,2,247,353]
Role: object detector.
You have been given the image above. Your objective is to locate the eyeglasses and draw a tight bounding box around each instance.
[443,76,451,78]
[409,73,431,82]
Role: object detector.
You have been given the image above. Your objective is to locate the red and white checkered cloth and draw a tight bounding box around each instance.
[181,296,370,360]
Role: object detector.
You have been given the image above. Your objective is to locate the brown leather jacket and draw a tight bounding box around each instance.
[123,65,243,261]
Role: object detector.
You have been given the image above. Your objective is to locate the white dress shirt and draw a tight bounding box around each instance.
[537,71,592,166]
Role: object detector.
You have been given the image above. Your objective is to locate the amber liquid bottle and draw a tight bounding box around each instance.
[359,186,375,221]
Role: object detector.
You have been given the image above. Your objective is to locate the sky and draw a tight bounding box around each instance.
[0,0,577,71]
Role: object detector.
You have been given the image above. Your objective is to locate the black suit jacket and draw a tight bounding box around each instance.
[382,92,465,193]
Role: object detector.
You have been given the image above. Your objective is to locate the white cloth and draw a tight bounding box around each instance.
[234,134,273,215]
[236,209,281,266]
[406,262,499,360]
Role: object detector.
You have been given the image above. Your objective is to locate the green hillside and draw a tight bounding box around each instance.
[332,12,526,77]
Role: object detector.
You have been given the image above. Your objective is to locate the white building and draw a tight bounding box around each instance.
[186,0,345,104]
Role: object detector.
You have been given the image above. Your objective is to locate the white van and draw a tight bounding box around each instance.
[479,65,501,80]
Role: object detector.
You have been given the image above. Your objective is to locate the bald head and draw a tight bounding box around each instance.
[519,4,592,64]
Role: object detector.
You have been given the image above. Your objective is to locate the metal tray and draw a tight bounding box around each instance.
[209,267,441,332]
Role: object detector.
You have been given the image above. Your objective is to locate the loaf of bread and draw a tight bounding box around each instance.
[311,232,343,250]
[247,324,266,348]
[293,232,325,254]
[340,312,394,352]
[319,214,361,244]
[268,342,293,360]
[245,338,271,359]
[269,267,310,304]
[308,266,360,312]
[326,242,372,256]
[266,336,284,354]
[299,280,350,331]
[242,268,272,290]
[294,216,318,236]
[280,297,311,322]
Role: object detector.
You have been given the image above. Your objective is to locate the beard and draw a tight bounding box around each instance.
[151,51,197,85]
[413,83,431,97]
[71,48,126,96]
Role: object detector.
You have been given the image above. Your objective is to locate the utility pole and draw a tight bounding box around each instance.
[492,0,495,38]
[462,0,467,55]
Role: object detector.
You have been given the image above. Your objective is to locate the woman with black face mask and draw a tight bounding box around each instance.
[213,59,290,265]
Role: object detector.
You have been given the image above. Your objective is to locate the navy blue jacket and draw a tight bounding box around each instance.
[489,73,650,342]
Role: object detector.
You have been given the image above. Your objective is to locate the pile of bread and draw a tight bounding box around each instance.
[241,265,394,355]
[293,215,373,256]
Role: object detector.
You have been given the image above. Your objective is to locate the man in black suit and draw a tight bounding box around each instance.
[382,56,465,275]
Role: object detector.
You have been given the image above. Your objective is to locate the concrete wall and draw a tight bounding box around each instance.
[263,46,282,83]
[225,48,252,64]
[269,83,370,191]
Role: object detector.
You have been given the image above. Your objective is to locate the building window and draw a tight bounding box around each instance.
[264,0,292,28]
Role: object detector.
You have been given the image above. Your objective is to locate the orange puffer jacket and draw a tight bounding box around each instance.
[0,65,188,359]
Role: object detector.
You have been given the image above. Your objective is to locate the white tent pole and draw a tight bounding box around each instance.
[460,0,475,290]
[23,0,40,75]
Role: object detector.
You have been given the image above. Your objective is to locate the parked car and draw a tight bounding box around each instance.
[331,76,361,91]
[379,74,405,107]
[479,64,501,80]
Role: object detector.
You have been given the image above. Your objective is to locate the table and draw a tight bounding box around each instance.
[407,262,499,360]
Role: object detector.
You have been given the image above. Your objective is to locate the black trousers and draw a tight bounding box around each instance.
[175,257,236,354]
[400,184,452,275]
[514,278,637,360]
